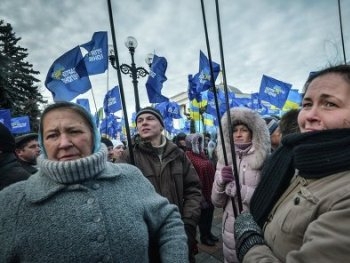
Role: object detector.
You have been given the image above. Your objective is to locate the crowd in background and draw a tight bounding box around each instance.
[1,63,350,262]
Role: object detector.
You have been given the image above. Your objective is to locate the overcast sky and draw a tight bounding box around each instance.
[2,0,350,117]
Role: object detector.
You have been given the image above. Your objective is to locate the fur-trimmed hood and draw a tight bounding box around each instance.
[216,107,270,169]
[185,133,204,154]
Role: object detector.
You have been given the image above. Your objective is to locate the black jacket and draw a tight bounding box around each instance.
[0,153,31,191]
[18,159,38,174]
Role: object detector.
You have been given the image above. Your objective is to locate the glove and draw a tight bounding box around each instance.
[219,165,234,185]
[234,212,265,262]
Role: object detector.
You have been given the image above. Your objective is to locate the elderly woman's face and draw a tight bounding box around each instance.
[298,73,350,132]
[42,108,93,161]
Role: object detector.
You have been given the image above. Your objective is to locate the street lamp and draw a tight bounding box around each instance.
[109,36,149,113]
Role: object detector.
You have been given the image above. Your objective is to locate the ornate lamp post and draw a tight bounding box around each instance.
[109,36,149,113]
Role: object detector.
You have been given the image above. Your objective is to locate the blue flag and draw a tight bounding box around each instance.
[154,102,168,117]
[163,117,174,133]
[76,98,91,113]
[0,109,12,130]
[258,75,292,109]
[11,116,30,134]
[80,31,108,75]
[197,50,220,93]
[188,74,200,101]
[103,86,122,115]
[167,102,182,119]
[45,46,92,102]
[100,114,120,138]
[145,54,169,103]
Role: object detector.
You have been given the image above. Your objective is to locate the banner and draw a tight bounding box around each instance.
[0,109,11,130]
[11,116,30,134]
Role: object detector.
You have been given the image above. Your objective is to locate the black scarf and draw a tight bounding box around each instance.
[250,128,350,228]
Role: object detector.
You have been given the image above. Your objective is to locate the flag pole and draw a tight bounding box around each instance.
[200,0,239,217]
[215,0,243,214]
[90,87,98,115]
[338,0,347,64]
[107,0,135,164]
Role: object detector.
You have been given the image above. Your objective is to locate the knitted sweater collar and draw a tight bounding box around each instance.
[37,144,107,184]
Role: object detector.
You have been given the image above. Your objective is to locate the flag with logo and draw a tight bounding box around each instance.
[45,46,91,102]
[196,50,220,93]
[103,86,122,114]
[80,31,108,75]
[258,74,292,109]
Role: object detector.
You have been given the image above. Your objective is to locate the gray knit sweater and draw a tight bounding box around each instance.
[0,145,188,262]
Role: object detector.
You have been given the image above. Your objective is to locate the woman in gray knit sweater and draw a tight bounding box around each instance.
[0,101,188,263]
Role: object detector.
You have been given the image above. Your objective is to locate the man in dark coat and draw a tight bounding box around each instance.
[118,107,202,263]
[0,123,31,190]
[15,133,40,174]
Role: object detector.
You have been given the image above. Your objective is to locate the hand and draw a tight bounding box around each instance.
[234,212,265,262]
[220,165,234,185]
[225,181,237,197]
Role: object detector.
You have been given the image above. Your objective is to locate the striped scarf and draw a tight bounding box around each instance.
[250,128,350,227]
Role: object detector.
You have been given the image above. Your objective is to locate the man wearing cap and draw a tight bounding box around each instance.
[118,106,202,263]
[0,123,31,190]
[15,133,40,174]
[263,116,281,152]
[101,137,114,162]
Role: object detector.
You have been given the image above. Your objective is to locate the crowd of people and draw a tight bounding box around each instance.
[1,63,350,262]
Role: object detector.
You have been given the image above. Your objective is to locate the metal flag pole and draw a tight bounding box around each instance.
[89,87,99,116]
[200,0,239,217]
[215,0,243,214]
[106,0,135,164]
[338,0,347,64]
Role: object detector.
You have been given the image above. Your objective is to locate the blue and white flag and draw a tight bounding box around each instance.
[45,46,91,102]
[11,116,30,134]
[145,54,169,103]
[0,109,11,130]
[103,86,122,114]
[80,31,108,75]
[258,75,292,109]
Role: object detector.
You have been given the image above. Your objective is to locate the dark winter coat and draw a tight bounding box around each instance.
[0,153,30,191]
[119,135,202,227]
[18,159,38,174]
